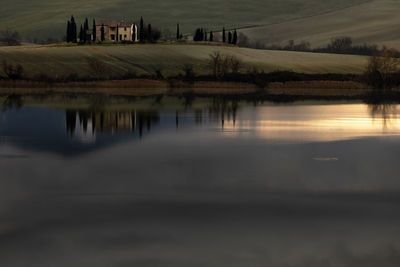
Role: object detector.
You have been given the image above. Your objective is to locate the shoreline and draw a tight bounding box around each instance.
[0,79,373,98]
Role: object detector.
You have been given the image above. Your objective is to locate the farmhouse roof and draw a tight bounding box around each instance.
[96,20,135,27]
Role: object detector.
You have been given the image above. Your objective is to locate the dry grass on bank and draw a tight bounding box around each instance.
[0,79,374,97]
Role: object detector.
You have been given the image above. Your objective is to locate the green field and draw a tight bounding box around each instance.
[240,0,400,49]
[0,43,369,79]
[0,0,370,40]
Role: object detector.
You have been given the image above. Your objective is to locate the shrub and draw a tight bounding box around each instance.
[182,64,195,81]
[2,60,24,79]
[152,68,164,80]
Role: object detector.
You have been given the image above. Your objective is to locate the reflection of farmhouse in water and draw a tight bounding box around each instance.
[66,110,160,139]
[63,98,240,141]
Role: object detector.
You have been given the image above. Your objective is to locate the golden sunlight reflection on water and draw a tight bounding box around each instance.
[220,104,400,142]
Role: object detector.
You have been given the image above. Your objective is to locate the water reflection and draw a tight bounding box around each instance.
[220,104,400,142]
[2,96,400,149]
[1,96,400,267]
[1,94,23,112]
[66,110,160,139]
[209,97,238,128]
[369,104,400,130]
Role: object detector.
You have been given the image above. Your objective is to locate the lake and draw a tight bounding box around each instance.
[1,95,400,267]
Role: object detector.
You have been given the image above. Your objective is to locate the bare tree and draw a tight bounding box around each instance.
[161,28,174,41]
[182,64,195,80]
[0,29,21,46]
[328,37,353,53]
[229,56,242,74]
[208,52,243,78]
[209,51,222,78]
[363,47,400,90]
[213,32,221,42]
[238,33,249,47]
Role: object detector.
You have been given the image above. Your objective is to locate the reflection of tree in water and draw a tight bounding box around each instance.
[208,97,238,128]
[66,110,160,138]
[174,97,239,129]
[2,94,23,112]
[369,104,399,130]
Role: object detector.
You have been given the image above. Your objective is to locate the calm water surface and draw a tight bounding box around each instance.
[1,96,400,267]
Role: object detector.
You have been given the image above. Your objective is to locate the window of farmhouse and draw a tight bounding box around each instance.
[111,34,115,40]
[124,34,127,39]
[120,35,122,40]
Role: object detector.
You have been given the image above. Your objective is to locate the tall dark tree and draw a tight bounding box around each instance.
[116,25,119,42]
[194,28,204,41]
[100,24,105,42]
[139,17,144,42]
[222,27,226,43]
[228,31,232,44]
[148,24,152,42]
[204,31,208,41]
[84,18,89,43]
[232,30,238,45]
[70,15,77,43]
[92,19,96,42]
[176,23,180,40]
[66,21,71,42]
[209,31,214,42]
[79,24,84,43]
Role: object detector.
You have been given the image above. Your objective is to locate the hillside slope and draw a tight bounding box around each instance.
[0,44,368,78]
[0,0,369,40]
[239,0,400,49]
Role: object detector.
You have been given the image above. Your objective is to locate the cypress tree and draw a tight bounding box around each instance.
[71,16,77,43]
[194,28,203,41]
[204,31,208,41]
[232,30,238,45]
[84,18,89,43]
[222,27,226,43]
[139,17,144,42]
[209,31,214,42]
[92,19,96,42]
[100,24,105,42]
[228,31,232,44]
[66,20,71,42]
[116,25,119,42]
[176,23,180,40]
[79,24,84,43]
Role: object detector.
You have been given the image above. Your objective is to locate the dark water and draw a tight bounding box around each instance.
[1,96,400,267]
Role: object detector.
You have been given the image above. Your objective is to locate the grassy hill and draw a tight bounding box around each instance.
[0,43,369,79]
[0,0,369,40]
[239,0,400,49]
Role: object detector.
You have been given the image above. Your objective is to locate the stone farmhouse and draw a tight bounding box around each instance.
[95,20,138,42]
